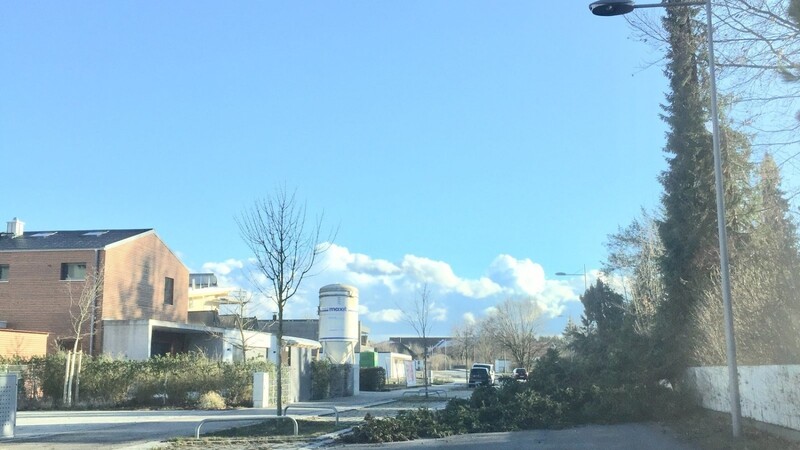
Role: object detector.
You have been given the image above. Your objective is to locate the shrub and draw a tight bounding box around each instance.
[310,360,332,400]
[4,353,275,409]
[223,359,272,406]
[80,356,140,406]
[341,413,418,443]
[436,398,476,434]
[197,391,226,410]
[359,367,386,391]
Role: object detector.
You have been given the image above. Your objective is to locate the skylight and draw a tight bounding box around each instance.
[82,231,109,237]
[30,232,57,238]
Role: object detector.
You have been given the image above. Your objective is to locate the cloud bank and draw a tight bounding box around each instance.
[200,244,587,340]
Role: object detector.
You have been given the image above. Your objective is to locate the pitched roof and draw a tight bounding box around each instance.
[0,229,153,251]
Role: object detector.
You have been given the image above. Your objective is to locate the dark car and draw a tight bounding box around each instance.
[468,367,491,387]
[513,368,528,381]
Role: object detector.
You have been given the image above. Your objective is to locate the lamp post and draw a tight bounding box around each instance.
[588,0,741,438]
[555,265,588,291]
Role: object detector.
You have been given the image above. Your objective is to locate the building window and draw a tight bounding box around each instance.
[0,265,8,281]
[60,263,86,281]
[164,277,174,305]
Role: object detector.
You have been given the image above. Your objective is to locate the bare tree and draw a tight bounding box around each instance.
[480,298,545,371]
[401,284,435,398]
[452,322,477,384]
[237,187,330,415]
[63,267,103,406]
[603,209,665,336]
[222,288,258,361]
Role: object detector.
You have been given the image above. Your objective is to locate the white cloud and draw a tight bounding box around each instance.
[367,308,405,323]
[399,255,502,299]
[431,304,447,322]
[487,255,546,296]
[200,244,586,338]
[200,259,246,287]
[202,258,244,276]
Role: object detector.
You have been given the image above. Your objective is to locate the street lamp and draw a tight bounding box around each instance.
[555,265,588,291]
[588,0,742,438]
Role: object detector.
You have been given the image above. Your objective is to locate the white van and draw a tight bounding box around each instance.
[471,363,495,385]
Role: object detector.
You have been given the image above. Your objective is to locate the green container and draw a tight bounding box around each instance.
[360,351,378,368]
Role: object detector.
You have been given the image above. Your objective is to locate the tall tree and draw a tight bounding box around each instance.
[480,298,545,371]
[237,187,330,415]
[693,154,800,365]
[656,2,719,375]
[628,0,800,150]
[654,1,759,373]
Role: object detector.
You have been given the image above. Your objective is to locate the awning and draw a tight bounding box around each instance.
[282,335,321,349]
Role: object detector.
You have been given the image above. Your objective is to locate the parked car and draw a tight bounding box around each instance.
[468,367,491,387]
[472,363,496,384]
[513,367,528,381]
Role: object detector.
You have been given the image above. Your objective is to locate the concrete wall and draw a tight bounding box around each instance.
[220,329,270,362]
[102,320,151,360]
[378,352,412,382]
[685,365,800,431]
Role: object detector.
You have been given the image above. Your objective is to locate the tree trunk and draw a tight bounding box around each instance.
[423,351,429,398]
[62,351,71,406]
[74,350,83,404]
[276,308,283,416]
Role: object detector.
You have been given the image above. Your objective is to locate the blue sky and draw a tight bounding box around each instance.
[1,2,671,340]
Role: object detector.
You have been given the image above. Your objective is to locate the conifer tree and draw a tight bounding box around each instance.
[655,3,755,374]
[656,4,718,375]
[744,155,800,361]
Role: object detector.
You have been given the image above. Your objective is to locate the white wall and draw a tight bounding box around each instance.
[102,320,151,360]
[685,365,800,431]
[377,352,411,381]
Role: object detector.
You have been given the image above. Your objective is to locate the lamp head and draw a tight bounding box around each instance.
[589,0,636,16]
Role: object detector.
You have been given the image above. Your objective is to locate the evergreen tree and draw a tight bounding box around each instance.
[654,3,755,374]
[656,3,718,375]
[739,154,800,362]
[580,280,625,335]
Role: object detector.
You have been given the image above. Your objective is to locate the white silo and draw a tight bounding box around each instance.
[318,284,359,364]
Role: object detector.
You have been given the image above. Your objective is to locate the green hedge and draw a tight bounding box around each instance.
[310,360,354,399]
[0,353,273,409]
[359,367,386,391]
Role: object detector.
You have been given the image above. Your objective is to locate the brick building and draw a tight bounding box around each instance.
[0,218,199,357]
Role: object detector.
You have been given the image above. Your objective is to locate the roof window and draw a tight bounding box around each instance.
[30,232,57,238]
[82,231,109,236]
